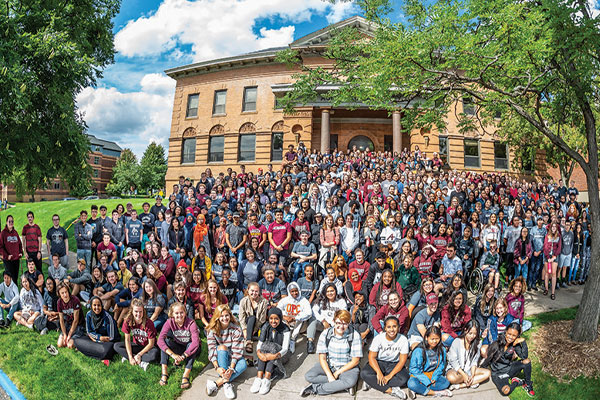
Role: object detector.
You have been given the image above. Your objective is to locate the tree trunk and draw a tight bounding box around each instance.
[570,168,600,341]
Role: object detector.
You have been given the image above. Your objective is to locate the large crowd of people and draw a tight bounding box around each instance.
[0,144,591,398]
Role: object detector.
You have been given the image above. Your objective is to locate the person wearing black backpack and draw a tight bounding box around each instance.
[301,309,362,397]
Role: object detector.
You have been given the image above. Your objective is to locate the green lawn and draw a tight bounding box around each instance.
[510,307,600,400]
[0,198,153,254]
[0,323,208,400]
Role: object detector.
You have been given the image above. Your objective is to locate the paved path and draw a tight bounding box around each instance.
[181,285,584,400]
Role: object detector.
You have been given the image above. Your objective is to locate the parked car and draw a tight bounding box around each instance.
[108,196,121,199]
[62,197,78,201]
[83,196,99,200]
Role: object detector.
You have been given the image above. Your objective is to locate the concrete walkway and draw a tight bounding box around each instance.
[181,286,584,400]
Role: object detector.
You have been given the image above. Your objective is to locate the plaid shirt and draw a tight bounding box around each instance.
[316,327,363,370]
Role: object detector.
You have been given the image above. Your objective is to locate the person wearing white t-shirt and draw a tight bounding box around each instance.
[360,316,410,399]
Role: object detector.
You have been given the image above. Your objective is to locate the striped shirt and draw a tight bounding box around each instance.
[316,327,363,370]
[207,324,244,365]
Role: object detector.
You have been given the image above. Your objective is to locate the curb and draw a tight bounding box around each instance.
[0,369,26,400]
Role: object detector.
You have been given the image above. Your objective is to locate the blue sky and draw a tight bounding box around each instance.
[77,0,599,158]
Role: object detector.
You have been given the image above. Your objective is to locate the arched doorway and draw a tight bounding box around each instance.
[347,135,374,151]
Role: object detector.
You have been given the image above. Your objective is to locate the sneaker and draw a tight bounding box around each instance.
[289,340,296,354]
[223,382,235,399]
[561,282,568,288]
[139,361,149,371]
[0,320,5,328]
[46,345,58,356]
[531,285,538,292]
[434,389,453,397]
[390,387,408,399]
[407,388,416,400]
[307,340,315,354]
[250,377,263,394]
[259,378,272,395]
[102,360,110,366]
[450,384,461,391]
[470,383,479,389]
[348,386,355,396]
[40,328,48,335]
[523,382,535,397]
[362,381,370,391]
[300,384,315,397]
[121,357,127,364]
[510,377,523,386]
[206,379,218,396]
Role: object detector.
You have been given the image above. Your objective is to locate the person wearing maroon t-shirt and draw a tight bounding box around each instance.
[247,213,267,256]
[267,209,292,263]
[114,298,160,367]
[21,211,42,272]
[57,282,83,349]
[97,233,118,270]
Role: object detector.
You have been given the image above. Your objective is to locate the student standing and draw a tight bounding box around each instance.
[21,211,43,272]
[46,214,69,269]
[0,215,23,283]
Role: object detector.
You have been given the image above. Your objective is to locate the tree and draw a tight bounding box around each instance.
[106,149,138,196]
[138,142,167,193]
[0,0,120,196]
[281,0,600,341]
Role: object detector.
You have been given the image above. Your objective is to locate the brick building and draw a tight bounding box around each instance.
[1,134,122,202]
[164,16,567,189]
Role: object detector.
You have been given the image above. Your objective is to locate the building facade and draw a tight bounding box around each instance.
[1,134,122,202]
[164,16,555,189]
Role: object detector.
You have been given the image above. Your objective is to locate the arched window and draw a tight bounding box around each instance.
[347,135,374,151]
[181,128,196,164]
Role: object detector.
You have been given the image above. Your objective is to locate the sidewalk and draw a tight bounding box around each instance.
[180,285,583,400]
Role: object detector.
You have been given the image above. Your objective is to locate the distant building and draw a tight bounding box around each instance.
[1,134,122,202]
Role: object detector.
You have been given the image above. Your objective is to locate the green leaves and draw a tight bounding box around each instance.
[107,143,167,196]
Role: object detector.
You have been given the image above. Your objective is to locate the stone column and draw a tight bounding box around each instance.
[393,110,401,154]
[320,109,330,154]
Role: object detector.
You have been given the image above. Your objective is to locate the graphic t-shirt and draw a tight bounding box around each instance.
[46,226,68,256]
[57,295,81,326]
[369,332,409,363]
[122,319,157,347]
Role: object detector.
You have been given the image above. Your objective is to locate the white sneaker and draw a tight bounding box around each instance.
[289,340,296,354]
[121,357,127,364]
[40,328,48,335]
[206,379,218,396]
[223,382,236,399]
[250,377,263,393]
[470,383,479,389]
[139,361,149,371]
[259,379,271,395]
[362,381,370,391]
[390,387,407,399]
[450,384,461,391]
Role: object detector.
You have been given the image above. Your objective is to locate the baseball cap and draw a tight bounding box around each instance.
[232,212,240,218]
[426,293,439,305]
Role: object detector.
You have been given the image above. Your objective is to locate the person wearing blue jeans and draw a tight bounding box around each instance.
[528,253,543,291]
[290,231,317,282]
[513,228,532,283]
[0,271,20,327]
[407,325,452,398]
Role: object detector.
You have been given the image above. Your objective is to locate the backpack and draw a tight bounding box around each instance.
[324,326,356,348]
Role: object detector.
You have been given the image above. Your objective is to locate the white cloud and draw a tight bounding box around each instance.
[114,0,359,62]
[590,0,600,18]
[77,75,174,158]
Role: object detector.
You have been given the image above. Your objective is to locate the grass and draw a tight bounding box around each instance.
[509,307,600,400]
[0,323,208,400]
[0,198,153,254]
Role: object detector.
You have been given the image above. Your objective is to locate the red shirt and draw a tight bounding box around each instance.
[122,319,157,347]
[248,223,266,241]
[57,295,81,326]
[268,221,292,250]
[21,224,42,253]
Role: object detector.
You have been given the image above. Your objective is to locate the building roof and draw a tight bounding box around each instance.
[87,134,122,152]
[165,15,375,79]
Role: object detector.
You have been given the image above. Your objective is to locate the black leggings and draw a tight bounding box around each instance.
[491,361,532,396]
[113,342,160,363]
[160,337,198,370]
[3,260,20,284]
[361,361,409,392]
[246,315,257,339]
[74,336,118,360]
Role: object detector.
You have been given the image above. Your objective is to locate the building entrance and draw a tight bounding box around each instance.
[347,135,375,151]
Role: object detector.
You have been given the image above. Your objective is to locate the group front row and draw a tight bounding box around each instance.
[0,270,535,399]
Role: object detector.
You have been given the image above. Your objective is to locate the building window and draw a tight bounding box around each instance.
[54,182,60,190]
[274,95,284,110]
[494,142,509,170]
[464,139,480,168]
[242,87,257,112]
[330,134,338,151]
[186,94,199,118]
[348,135,375,152]
[523,150,534,173]
[208,136,224,163]
[93,169,99,178]
[271,132,283,161]
[384,135,393,152]
[238,134,256,162]
[213,90,227,115]
[439,136,449,165]
[462,96,476,116]
[181,138,196,164]
[93,145,102,152]
[93,156,100,165]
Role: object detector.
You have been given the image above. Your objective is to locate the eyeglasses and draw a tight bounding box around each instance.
[334,321,349,326]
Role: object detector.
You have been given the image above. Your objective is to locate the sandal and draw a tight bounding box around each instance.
[159,374,169,386]
[543,289,548,296]
[180,376,191,389]
[551,294,556,300]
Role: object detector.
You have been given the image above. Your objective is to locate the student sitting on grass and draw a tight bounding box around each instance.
[95,270,124,311]
[65,259,93,302]
[0,271,19,329]
[158,302,201,390]
[141,279,167,330]
[57,282,84,349]
[74,296,120,361]
[114,277,143,327]
[206,304,247,400]
[167,281,195,320]
[14,275,43,331]
[114,298,160,370]
[40,277,60,333]
[24,258,44,294]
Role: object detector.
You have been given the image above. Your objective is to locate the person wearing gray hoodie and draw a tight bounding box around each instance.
[277,282,312,354]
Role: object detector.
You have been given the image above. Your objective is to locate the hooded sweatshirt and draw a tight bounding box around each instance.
[277,282,312,322]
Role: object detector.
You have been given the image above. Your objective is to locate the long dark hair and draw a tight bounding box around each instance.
[318,283,340,310]
[446,290,467,320]
[459,320,481,362]
[419,325,444,364]
[486,321,522,365]
[375,269,397,305]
